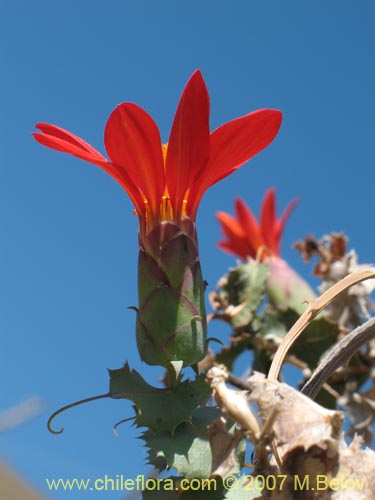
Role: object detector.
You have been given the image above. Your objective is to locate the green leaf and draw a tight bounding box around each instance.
[258,307,288,343]
[259,308,339,369]
[215,262,268,329]
[142,408,219,478]
[252,343,272,374]
[142,408,244,480]
[109,364,211,433]
[291,316,340,368]
[313,385,337,409]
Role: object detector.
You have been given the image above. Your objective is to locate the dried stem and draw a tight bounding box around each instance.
[267,269,375,382]
[227,372,252,391]
[302,315,375,399]
[207,366,260,441]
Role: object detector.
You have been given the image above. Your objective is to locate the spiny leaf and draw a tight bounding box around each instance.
[258,308,289,343]
[291,316,340,369]
[142,408,219,478]
[268,269,375,382]
[109,364,211,433]
[259,308,339,369]
[214,261,268,329]
[142,408,245,480]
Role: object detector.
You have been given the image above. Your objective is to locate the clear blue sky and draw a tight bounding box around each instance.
[1,1,374,498]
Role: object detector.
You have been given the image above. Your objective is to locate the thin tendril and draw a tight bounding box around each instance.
[113,416,136,436]
[47,393,110,434]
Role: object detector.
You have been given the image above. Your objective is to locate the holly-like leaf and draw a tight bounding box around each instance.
[109,364,211,433]
[141,477,179,500]
[259,308,339,369]
[142,407,219,478]
[258,307,288,344]
[291,316,340,369]
[212,261,268,329]
[142,408,244,480]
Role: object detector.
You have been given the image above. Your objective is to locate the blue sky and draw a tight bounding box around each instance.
[1,1,374,498]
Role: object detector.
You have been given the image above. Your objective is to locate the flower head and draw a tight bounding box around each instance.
[217,189,298,261]
[34,71,282,242]
[34,72,283,367]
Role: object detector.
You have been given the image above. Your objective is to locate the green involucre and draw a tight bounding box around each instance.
[136,220,207,367]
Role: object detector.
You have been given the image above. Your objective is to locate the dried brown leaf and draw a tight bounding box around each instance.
[208,417,243,477]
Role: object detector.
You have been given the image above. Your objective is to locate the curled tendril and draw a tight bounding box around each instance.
[47,393,110,434]
[127,306,139,313]
[112,416,136,436]
[207,337,223,346]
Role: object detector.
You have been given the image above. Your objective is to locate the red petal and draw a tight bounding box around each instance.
[189,109,282,216]
[104,103,165,217]
[274,197,299,251]
[33,123,144,213]
[166,70,210,217]
[34,123,108,163]
[235,198,264,258]
[216,211,249,260]
[217,211,246,239]
[217,241,248,261]
[209,109,282,183]
[260,189,277,253]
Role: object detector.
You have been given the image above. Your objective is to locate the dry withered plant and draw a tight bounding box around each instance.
[206,234,375,499]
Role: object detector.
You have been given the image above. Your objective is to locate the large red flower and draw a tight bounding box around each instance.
[33,71,282,240]
[217,189,298,260]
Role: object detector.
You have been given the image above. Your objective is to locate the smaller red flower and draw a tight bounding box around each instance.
[216,189,298,261]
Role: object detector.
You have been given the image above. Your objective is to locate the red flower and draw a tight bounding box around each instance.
[33,71,282,241]
[217,189,298,260]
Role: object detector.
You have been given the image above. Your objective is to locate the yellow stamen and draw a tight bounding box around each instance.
[137,143,190,234]
[162,143,168,163]
[181,199,188,218]
[161,195,173,221]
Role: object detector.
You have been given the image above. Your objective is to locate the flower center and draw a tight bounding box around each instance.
[159,143,188,223]
[136,142,189,235]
